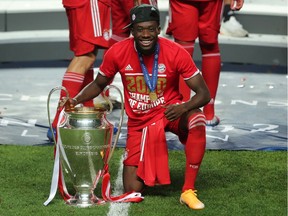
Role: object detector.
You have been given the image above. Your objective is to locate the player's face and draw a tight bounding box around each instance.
[132,21,161,55]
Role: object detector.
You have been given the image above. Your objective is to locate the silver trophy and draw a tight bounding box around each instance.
[47,85,124,207]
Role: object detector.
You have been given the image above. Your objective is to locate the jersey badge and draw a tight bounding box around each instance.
[103,29,110,41]
[158,63,166,73]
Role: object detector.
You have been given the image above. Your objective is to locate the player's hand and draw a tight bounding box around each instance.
[162,104,187,122]
[231,0,244,11]
[58,97,76,112]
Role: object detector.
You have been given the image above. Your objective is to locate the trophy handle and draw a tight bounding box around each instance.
[102,85,124,164]
[47,86,70,145]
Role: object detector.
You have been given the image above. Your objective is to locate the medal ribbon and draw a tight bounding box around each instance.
[137,43,159,93]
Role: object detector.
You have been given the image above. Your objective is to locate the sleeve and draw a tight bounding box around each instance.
[176,46,200,80]
[98,47,119,78]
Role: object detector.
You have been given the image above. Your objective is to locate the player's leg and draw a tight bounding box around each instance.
[174,40,196,101]
[182,110,206,210]
[123,165,145,192]
[123,129,145,192]
[168,109,206,210]
[50,4,91,131]
[50,52,97,130]
[198,0,223,126]
[166,0,199,101]
[49,0,110,136]
[199,41,221,125]
[109,0,132,46]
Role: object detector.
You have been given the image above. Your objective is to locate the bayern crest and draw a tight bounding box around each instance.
[103,29,110,41]
[158,63,166,73]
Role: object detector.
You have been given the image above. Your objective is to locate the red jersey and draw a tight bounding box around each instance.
[99,37,200,130]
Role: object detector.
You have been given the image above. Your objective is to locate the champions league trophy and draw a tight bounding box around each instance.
[45,85,124,207]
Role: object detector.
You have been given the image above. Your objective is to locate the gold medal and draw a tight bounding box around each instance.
[149,92,158,102]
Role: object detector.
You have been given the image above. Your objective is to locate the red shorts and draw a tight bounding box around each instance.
[166,0,223,43]
[111,0,157,38]
[65,0,111,56]
[123,117,187,166]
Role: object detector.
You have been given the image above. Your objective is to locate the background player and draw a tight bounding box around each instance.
[47,0,111,140]
[166,0,244,126]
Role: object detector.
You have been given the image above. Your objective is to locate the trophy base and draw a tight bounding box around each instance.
[65,194,105,208]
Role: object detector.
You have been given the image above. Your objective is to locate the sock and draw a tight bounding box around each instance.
[200,42,221,120]
[51,72,84,128]
[182,113,206,192]
[175,40,195,101]
[81,67,94,107]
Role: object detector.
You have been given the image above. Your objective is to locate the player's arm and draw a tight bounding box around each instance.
[184,73,211,110]
[71,73,113,106]
[164,73,210,121]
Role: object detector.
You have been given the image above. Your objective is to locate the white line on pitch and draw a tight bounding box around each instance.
[107,155,130,216]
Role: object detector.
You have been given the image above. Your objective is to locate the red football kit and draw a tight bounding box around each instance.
[63,0,111,55]
[99,37,200,130]
[99,37,206,188]
[52,0,111,127]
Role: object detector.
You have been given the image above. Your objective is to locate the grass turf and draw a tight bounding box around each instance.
[0,145,286,216]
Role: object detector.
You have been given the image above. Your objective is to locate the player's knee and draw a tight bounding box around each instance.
[123,181,144,193]
[123,165,145,192]
[187,111,206,131]
[174,39,195,56]
[199,41,220,54]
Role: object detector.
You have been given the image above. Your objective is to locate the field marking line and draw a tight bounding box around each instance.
[107,155,130,216]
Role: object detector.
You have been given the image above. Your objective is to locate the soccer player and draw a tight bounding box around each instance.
[166,0,244,126]
[47,0,111,140]
[67,4,210,210]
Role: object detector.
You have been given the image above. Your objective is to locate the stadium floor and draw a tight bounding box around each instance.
[0,61,287,151]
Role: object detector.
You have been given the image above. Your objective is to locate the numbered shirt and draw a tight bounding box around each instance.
[99,37,200,130]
